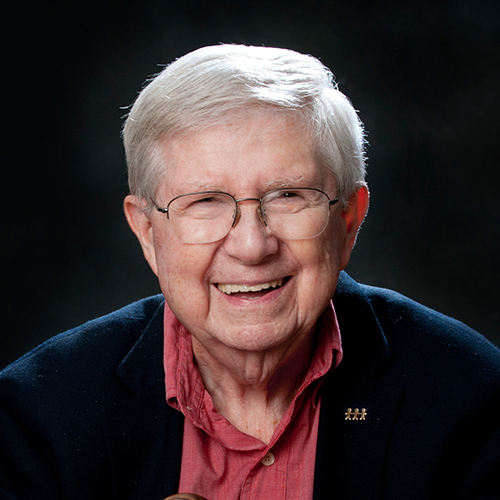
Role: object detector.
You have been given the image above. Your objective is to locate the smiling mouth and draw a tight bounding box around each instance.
[217,278,285,295]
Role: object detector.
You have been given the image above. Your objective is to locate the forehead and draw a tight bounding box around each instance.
[156,112,333,196]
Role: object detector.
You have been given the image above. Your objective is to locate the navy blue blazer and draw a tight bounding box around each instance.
[1,272,500,499]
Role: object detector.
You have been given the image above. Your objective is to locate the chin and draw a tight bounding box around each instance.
[213,320,306,354]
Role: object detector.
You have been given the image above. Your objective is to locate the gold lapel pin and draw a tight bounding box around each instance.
[345,407,367,421]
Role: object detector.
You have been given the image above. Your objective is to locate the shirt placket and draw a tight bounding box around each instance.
[239,443,289,500]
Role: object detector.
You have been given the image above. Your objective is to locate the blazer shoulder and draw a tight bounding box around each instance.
[337,273,500,380]
[368,283,498,348]
[0,295,165,396]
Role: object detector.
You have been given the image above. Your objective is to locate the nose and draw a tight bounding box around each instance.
[223,198,278,264]
[233,197,267,227]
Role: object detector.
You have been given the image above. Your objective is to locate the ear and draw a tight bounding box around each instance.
[339,184,370,270]
[123,195,159,276]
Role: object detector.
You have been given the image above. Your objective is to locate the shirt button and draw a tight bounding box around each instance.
[261,452,275,466]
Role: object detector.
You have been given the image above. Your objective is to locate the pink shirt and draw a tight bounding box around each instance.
[164,302,342,500]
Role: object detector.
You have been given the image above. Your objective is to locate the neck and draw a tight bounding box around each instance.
[192,333,314,443]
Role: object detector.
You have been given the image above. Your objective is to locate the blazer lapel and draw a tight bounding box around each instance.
[313,273,403,500]
[101,301,184,500]
[314,377,403,500]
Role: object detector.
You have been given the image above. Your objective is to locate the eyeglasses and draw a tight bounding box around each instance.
[153,187,339,244]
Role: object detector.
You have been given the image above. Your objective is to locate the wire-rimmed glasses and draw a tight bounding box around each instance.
[153,187,339,244]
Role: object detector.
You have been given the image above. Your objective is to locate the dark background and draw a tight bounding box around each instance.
[2,0,499,368]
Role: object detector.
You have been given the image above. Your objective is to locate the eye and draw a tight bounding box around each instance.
[269,190,306,203]
[174,192,232,218]
[191,196,219,205]
[265,189,310,214]
[278,190,301,199]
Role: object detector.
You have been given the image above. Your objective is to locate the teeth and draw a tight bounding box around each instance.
[217,278,284,295]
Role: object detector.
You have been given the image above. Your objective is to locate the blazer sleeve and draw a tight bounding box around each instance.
[0,392,63,499]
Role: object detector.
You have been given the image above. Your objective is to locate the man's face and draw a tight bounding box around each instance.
[125,113,367,357]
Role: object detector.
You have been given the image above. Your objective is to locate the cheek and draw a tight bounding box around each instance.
[153,230,216,312]
[160,249,208,292]
[293,232,342,301]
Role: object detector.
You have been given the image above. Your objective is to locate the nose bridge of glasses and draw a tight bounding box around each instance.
[233,197,267,227]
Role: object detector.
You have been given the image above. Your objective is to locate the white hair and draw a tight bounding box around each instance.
[122,44,367,206]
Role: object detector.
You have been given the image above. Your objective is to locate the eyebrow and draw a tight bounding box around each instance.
[175,182,224,192]
[175,175,305,193]
[260,176,307,191]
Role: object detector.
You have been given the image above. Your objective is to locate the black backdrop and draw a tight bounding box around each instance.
[2,0,499,368]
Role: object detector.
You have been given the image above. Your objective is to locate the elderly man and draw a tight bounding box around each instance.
[1,45,499,500]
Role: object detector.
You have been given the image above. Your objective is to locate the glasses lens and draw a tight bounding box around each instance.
[262,188,330,239]
[168,192,235,243]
